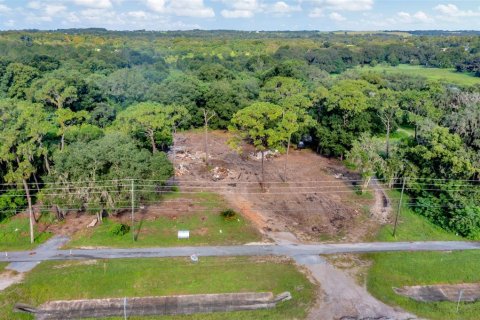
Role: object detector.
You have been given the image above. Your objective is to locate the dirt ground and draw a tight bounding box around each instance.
[171,130,388,243]
[35,196,209,236]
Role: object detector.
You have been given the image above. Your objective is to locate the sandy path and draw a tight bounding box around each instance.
[304,261,418,320]
[0,271,24,291]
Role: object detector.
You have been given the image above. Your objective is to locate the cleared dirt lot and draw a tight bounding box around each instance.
[171,130,385,243]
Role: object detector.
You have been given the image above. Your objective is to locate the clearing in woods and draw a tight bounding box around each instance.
[172,130,389,243]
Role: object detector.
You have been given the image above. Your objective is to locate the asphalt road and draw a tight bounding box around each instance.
[2,240,480,264]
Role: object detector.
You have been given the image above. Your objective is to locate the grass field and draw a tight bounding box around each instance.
[367,251,480,320]
[0,217,52,251]
[0,257,315,320]
[67,192,262,248]
[375,190,461,242]
[356,64,480,86]
[366,190,479,319]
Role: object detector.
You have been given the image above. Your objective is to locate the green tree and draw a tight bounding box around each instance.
[98,67,150,106]
[1,63,39,99]
[400,90,439,140]
[0,99,52,243]
[43,133,173,222]
[375,89,400,158]
[325,80,377,127]
[113,102,189,153]
[346,133,384,192]
[260,76,314,180]
[229,102,289,183]
[32,78,78,110]
[56,108,89,151]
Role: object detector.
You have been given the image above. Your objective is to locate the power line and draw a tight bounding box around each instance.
[0,176,478,187]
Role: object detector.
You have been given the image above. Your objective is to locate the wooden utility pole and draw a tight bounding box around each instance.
[131,179,135,242]
[392,177,407,237]
[172,125,177,182]
[202,109,216,167]
[21,178,35,244]
[283,134,291,181]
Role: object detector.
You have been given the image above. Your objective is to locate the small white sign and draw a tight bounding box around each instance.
[178,230,190,239]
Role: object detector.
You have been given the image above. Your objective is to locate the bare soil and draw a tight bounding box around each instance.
[35,196,209,236]
[172,130,385,243]
[0,270,23,291]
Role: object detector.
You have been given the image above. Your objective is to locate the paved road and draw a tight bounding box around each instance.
[2,241,479,263]
[5,236,70,272]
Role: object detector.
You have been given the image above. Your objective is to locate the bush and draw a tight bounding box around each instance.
[220,209,237,220]
[109,223,131,236]
[0,189,27,221]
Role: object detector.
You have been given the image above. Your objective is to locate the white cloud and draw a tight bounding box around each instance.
[312,0,373,12]
[329,11,346,21]
[434,3,480,17]
[25,2,68,20]
[0,3,11,14]
[221,0,261,18]
[269,1,301,16]
[145,0,166,13]
[396,10,433,23]
[127,10,148,19]
[73,0,113,9]
[146,0,214,18]
[309,7,324,18]
[45,4,68,16]
[168,0,214,18]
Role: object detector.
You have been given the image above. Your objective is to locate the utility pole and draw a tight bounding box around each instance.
[131,179,135,242]
[392,177,406,237]
[203,109,216,167]
[172,125,177,183]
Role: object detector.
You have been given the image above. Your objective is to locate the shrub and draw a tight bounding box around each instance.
[109,223,131,236]
[0,190,27,221]
[220,209,237,220]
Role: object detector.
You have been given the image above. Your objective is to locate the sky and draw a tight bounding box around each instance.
[0,0,480,31]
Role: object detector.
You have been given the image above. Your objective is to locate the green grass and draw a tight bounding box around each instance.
[67,193,262,248]
[0,262,7,271]
[0,257,315,320]
[366,190,479,319]
[375,190,461,242]
[373,126,414,155]
[0,217,52,251]
[367,251,480,320]
[357,64,480,86]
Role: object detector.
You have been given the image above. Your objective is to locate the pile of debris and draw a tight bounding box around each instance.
[175,163,190,177]
[211,166,237,181]
[249,150,279,161]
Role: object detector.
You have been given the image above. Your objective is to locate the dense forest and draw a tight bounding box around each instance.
[0,30,479,239]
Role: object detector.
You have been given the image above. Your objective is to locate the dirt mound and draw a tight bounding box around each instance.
[171,131,381,242]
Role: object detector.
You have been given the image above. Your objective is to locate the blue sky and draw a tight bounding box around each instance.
[0,0,480,31]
